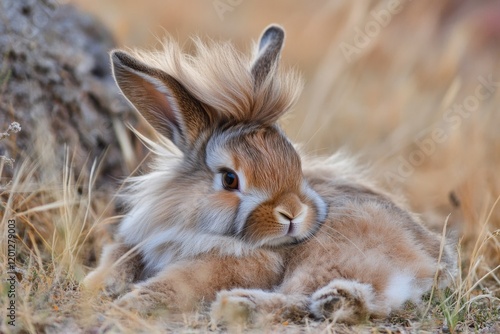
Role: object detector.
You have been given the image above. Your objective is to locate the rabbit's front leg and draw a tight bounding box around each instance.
[82,242,142,296]
[114,252,283,314]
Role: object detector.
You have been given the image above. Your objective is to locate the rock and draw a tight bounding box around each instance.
[0,0,135,190]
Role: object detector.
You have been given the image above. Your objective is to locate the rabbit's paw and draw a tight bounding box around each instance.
[114,286,160,314]
[211,289,257,326]
[309,279,374,324]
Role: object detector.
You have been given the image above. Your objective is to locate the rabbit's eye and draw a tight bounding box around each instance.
[221,170,239,191]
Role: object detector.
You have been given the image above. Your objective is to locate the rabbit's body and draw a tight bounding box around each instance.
[83,25,457,324]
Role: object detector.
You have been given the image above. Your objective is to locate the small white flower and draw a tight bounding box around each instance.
[8,122,21,133]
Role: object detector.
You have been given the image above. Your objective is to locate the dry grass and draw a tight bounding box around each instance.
[1,0,499,333]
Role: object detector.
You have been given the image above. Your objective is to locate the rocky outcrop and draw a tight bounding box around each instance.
[0,0,135,189]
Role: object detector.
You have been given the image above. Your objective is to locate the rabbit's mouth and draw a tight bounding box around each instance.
[253,218,325,249]
[286,222,297,235]
[241,207,327,249]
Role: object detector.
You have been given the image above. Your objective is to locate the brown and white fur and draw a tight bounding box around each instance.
[83,25,457,324]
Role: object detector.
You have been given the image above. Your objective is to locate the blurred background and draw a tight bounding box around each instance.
[68,0,500,240]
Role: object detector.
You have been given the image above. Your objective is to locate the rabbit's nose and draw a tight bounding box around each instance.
[277,209,295,222]
[274,204,307,225]
[274,193,305,222]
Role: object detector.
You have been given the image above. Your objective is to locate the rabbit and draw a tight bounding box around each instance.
[83,24,457,324]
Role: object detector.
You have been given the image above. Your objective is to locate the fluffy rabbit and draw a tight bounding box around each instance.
[83,25,457,324]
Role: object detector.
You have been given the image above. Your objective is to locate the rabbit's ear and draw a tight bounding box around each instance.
[251,25,285,88]
[111,50,211,151]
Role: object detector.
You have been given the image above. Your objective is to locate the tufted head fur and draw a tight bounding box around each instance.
[112,25,326,275]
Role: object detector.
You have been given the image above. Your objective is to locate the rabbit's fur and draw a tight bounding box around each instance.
[83,25,457,324]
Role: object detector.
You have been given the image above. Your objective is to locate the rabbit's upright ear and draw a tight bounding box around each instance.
[111,51,210,151]
[251,25,285,88]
